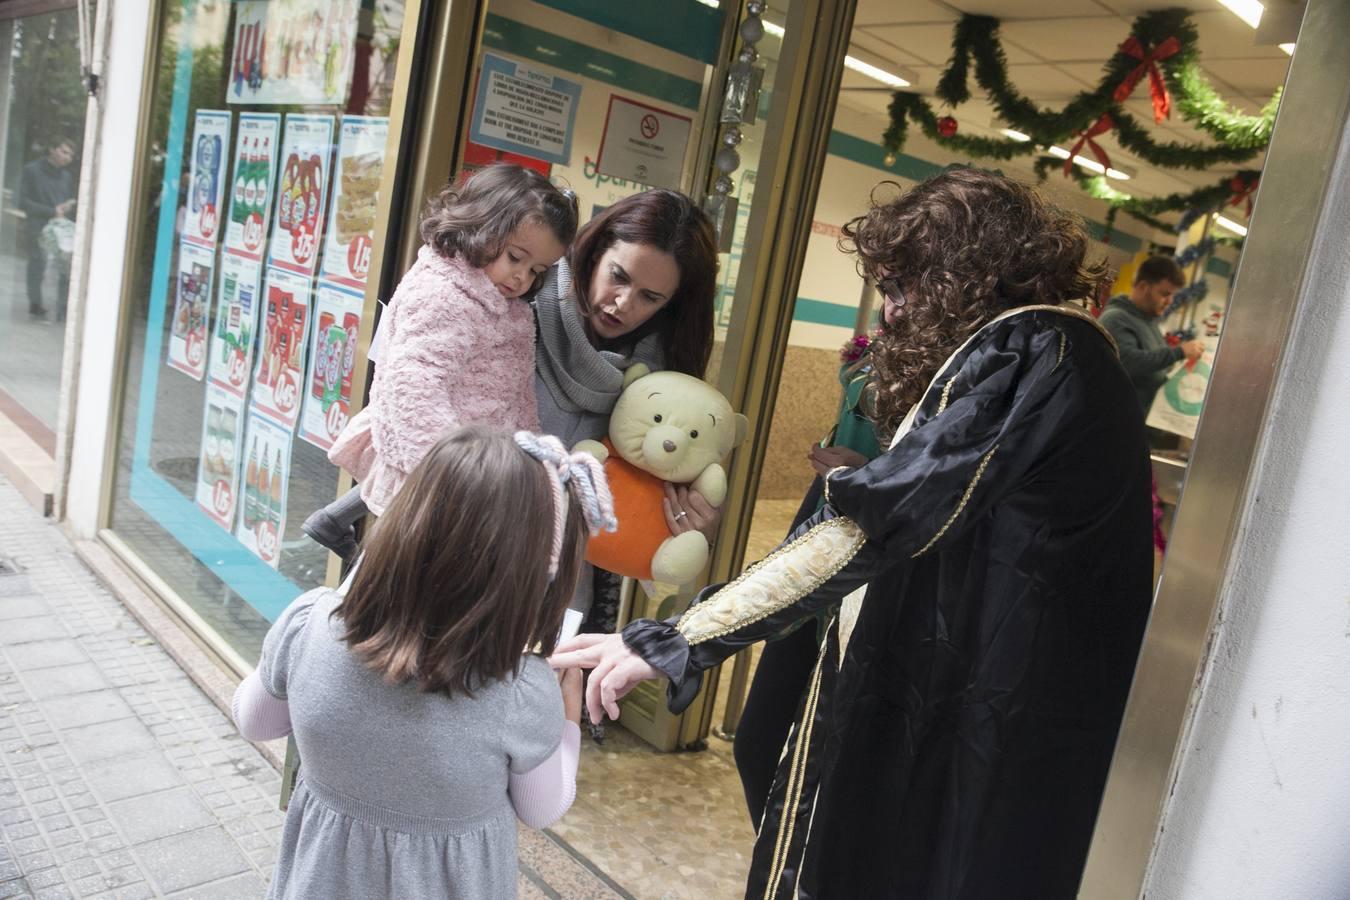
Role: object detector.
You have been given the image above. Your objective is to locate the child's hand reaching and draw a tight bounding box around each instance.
[558,668,583,725]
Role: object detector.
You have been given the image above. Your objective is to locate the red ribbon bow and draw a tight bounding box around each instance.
[1064,114,1115,177]
[1113,35,1181,123]
[1228,176,1257,217]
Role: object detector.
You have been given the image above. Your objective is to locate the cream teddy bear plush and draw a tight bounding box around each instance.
[575,364,749,585]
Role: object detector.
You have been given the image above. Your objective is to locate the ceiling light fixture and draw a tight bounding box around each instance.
[1045,144,1131,180]
[761,19,911,87]
[1001,128,1031,142]
[1217,0,1264,29]
[1279,42,1295,55]
[1214,214,1249,236]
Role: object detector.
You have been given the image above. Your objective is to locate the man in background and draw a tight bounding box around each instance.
[1100,255,1204,418]
[19,137,77,320]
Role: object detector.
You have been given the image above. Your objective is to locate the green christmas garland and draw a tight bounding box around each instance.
[1033,154,1261,233]
[884,10,1280,176]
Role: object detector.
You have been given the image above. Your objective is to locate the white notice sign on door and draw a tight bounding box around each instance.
[595,95,693,191]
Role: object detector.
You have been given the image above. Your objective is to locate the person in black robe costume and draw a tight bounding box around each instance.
[552,168,1154,899]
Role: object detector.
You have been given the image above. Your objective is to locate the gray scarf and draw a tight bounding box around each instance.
[533,259,664,415]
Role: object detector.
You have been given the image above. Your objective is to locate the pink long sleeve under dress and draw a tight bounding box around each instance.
[329,246,540,515]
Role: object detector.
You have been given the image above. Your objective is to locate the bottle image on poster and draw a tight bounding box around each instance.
[269,115,335,277]
[320,116,388,288]
[167,241,217,381]
[207,253,263,398]
[227,0,360,107]
[299,279,363,451]
[223,112,282,261]
[236,411,293,569]
[184,110,231,249]
[251,266,312,429]
[195,383,247,530]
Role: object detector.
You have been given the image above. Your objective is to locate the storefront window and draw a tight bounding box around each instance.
[109,0,406,662]
[0,6,90,438]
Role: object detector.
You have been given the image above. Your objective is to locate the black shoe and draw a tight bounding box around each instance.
[29,306,49,320]
[302,508,358,561]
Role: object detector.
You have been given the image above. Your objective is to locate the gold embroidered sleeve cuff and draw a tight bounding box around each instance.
[822,466,849,506]
[676,517,867,645]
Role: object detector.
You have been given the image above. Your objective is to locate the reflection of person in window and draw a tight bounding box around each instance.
[19,138,77,321]
[553,168,1156,898]
[1098,255,1203,418]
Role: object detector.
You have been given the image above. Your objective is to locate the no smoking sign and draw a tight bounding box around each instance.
[596,95,692,191]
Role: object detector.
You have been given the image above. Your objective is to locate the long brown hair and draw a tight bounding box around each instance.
[334,428,586,697]
[569,189,717,377]
[841,167,1107,438]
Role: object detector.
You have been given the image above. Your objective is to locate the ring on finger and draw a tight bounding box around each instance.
[674,510,688,521]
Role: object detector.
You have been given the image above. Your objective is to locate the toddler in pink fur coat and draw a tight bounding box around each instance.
[304,164,578,559]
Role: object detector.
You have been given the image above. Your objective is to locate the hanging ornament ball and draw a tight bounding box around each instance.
[715,146,741,174]
[714,175,734,195]
[723,128,743,147]
[937,116,959,138]
[740,15,765,44]
[747,0,766,14]
[738,46,759,64]
[883,151,897,167]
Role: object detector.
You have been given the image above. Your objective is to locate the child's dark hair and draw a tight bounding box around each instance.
[334,428,588,697]
[420,164,579,277]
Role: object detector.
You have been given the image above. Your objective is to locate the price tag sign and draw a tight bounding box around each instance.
[195,383,246,530]
[299,279,364,452]
[235,410,293,569]
[249,265,312,430]
[269,114,335,277]
[321,116,389,289]
[184,110,231,250]
[224,113,280,261]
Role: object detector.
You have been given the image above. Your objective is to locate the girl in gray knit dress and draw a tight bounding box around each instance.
[232,428,617,899]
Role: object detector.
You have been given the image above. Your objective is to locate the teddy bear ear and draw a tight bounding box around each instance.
[733,413,750,448]
[622,363,651,389]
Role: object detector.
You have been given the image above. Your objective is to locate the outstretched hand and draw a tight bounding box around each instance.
[549,633,660,724]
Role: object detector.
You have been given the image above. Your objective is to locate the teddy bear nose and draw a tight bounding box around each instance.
[663,440,677,453]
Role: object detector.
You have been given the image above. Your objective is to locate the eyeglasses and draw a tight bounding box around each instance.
[873,275,906,307]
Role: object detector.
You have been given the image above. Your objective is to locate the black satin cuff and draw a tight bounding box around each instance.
[621,618,704,714]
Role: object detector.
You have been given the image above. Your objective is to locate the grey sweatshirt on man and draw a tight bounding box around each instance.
[1098,295,1184,417]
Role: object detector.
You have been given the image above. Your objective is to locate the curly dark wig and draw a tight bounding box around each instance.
[840,167,1107,439]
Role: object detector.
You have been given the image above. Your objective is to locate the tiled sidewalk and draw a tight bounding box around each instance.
[0,475,626,899]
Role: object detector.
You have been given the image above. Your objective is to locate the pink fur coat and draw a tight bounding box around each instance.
[329,246,540,514]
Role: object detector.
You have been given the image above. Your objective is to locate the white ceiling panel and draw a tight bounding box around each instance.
[862,22,1040,64]
[998,16,1133,63]
[1189,10,1293,61]
[1202,58,1290,94]
[1001,63,1098,100]
[941,0,1117,19]
[851,0,955,26]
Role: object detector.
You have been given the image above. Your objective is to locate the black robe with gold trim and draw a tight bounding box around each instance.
[624,307,1154,899]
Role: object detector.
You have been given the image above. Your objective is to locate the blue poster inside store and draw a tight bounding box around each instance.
[469,52,581,166]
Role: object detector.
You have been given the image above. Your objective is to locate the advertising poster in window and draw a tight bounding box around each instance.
[469,52,581,167]
[251,266,312,429]
[183,110,231,249]
[227,0,360,107]
[269,114,335,276]
[195,383,247,530]
[320,115,388,289]
[235,411,293,569]
[298,280,363,451]
[166,241,216,381]
[224,112,281,261]
[207,253,263,398]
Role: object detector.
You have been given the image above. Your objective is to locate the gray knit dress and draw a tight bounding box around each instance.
[261,588,564,900]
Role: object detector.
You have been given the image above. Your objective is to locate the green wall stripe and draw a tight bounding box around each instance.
[483,14,703,110]
[1207,256,1233,278]
[827,130,1144,255]
[793,297,858,329]
[532,0,722,65]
